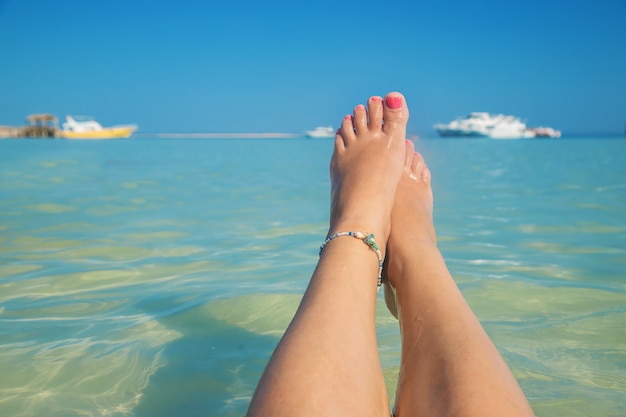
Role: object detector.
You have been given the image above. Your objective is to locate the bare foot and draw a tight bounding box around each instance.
[383,140,435,317]
[382,142,535,417]
[329,92,409,254]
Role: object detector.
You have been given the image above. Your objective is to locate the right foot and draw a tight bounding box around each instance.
[328,92,409,254]
[383,140,436,315]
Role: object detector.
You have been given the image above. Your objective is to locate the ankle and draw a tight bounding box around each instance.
[387,233,437,258]
[385,240,439,288]
[328,221,389,255]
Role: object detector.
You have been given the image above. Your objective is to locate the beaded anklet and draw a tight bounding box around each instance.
[319,232,383,290]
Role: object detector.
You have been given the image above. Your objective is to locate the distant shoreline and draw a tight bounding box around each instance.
[139,133,302,139]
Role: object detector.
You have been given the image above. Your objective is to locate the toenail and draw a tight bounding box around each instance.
[355,104,365,111]
[370,96,382,102]
[344,115,353,120]
[386,95,402,109]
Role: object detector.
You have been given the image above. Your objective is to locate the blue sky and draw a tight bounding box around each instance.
[1,0,625,136]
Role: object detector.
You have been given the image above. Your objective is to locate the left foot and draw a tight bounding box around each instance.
[329,92,409,254]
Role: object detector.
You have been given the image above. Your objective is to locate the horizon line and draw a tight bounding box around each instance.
[140,133,303,139]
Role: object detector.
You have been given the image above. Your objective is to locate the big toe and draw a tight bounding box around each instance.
[383,92,409,134]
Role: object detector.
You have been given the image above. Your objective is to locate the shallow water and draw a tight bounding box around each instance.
[1,137,625,416]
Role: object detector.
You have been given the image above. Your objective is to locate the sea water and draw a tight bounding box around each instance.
[0,137,624,417]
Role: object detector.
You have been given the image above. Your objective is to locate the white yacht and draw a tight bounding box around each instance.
[305,126,335,138]
[434,112,535,139]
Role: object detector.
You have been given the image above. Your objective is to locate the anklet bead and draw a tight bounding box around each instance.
[319,231,383,290]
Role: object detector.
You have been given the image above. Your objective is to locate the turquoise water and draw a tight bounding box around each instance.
[1,137,625,417]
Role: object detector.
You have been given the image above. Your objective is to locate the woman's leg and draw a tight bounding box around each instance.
[386,141,535,417]
[246,93,409,417]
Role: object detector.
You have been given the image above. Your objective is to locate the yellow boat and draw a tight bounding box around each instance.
[61,116,137,139]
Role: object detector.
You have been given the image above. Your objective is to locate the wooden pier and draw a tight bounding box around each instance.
[23,114,59,138]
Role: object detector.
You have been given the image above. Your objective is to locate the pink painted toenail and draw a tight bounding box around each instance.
[370,96,382,102]
[344,115,353,120]
[386,96,402,109]
[356,104,365,111]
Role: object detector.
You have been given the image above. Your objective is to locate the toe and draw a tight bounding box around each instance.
[403,139,415,168]
[382,92,409,134]
[353,104,368,135]
[411,151,431,183]
[334,129,347,152]
[410,151,424,174]
[367,96,383,131]
[340,115,356,142]
[420,162,431,183]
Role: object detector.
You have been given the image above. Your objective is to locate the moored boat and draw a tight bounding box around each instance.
[529,127,561,138]
[305,126,335,138]
[434,112,534,139]
[434,112,559,139]
[61,116,137,139]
